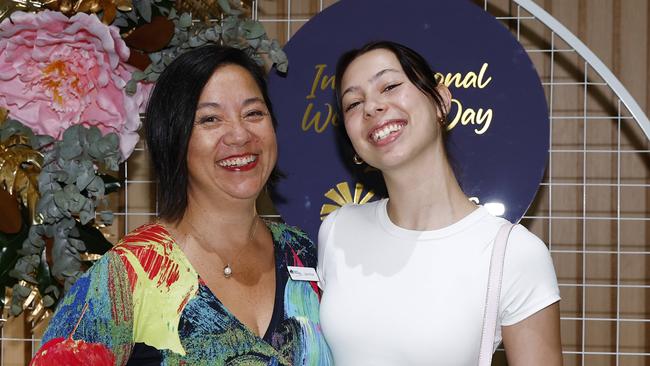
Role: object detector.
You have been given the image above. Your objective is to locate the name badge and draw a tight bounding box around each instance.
[287,266,320,282]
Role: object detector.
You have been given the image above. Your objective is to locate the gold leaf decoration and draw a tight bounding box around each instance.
[1,282,52,329]
[0,126,43,225]
[320,182,375,220]
[0,0,132,24]
[47,0,130,24]
[80,252,102,261]
[0,0,50,22]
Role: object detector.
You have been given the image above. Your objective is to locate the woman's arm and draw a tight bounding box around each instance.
[34,252,135,366]
[501,302,562,366]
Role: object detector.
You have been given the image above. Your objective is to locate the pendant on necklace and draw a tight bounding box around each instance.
[223,264,233,278]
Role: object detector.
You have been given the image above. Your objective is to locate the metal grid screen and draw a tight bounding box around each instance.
[1,0,648,365]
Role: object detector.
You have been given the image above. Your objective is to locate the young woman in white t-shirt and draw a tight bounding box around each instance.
[317,41,562,365]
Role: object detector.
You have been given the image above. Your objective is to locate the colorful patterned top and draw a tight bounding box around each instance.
[38,222,333,365]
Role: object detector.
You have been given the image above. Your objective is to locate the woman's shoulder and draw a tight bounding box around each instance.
[108,223,197,292]
[320,199,384,229]
[109,223,178,262]
[113,223,174,250]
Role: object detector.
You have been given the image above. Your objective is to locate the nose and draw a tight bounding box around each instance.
[223,121,252,146]
[364,97,386,118]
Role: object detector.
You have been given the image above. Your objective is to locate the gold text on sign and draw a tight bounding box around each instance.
[302,63,495,135]
[302,64,338,134]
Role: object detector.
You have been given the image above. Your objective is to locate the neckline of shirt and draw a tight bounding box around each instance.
[376,198,489,240]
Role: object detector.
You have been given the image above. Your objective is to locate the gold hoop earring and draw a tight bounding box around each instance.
[353,154,364,165]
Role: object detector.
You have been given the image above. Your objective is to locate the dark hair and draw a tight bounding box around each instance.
[334,41,448,162]
[145,45,279,223]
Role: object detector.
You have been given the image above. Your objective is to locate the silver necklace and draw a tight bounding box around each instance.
[187,216,259,279]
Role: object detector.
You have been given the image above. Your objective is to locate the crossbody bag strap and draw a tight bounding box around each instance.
[478,222,515,366]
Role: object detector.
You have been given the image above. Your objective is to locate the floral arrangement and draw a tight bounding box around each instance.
[0,0,287,328]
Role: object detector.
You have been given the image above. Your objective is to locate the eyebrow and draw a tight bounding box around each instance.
[341,68,400,98]
[196,97,265,111]
[242,97,265,106]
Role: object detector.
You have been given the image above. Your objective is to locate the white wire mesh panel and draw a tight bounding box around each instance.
[1,0,648,365]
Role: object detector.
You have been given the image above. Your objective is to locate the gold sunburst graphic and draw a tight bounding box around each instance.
[320,182,375,220]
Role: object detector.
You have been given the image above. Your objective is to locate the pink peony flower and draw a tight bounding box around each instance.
[0,11,152,160]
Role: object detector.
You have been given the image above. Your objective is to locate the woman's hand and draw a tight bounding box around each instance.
[502,302,563,366]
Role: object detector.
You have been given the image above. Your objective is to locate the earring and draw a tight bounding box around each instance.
[353,154,364,165]
[438,115,446,126]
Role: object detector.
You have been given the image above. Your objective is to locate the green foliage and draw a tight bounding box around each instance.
[112,0,174,29]
[0,120,119,315]
[125,1,288,94]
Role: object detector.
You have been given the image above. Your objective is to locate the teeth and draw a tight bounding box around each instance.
[218,155,257,167]
[371,123,403,142]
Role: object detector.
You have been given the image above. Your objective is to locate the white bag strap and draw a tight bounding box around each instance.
[478,222,515,366]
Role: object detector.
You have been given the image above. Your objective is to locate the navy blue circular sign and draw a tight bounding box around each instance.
[268,0,549,240]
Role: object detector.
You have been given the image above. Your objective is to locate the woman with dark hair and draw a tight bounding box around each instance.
[317,41,562,365]
[35,45,332,365]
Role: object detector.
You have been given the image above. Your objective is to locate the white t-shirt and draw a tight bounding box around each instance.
[317,199,560,366]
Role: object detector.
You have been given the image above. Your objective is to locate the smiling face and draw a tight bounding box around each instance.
[186,64,277,203]
[340,49,447,173]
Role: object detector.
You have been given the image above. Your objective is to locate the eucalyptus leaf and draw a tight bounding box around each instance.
[52,169,69,184]
[45,285,60,298]
[87,127,102,144]
[125,79,138,96]
[179,12,192,28]
[247,37,261,49]
[271,48,289,73]
[46,200,64,220]
[59,140,83,160]
[188,36,206,48]
[52,190,70,213]
[1,120,32,142]
[10,303,22,316]
[154,3,169,16]
[150,62,165,73]
[76,170,94,191]
[217,0,232,14]
[146,72,160,82]
[42,149,57,166]
[134,0,152,22]
[38,180,61,195]
[27,226,45,248]
[100,211,114,225]
[103,134,119,152]
[132,70,146,81]
[14,283,31,297]
[86,176,105,195]
[241,20,265,39]
[69,238,86,252]
[259,39,271,51]
[42,295,54,307]
[32,135,55,150]
[149,52,162,64]
[126,8,138,22]
[79,209,94,225]
[111,16,129,27]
